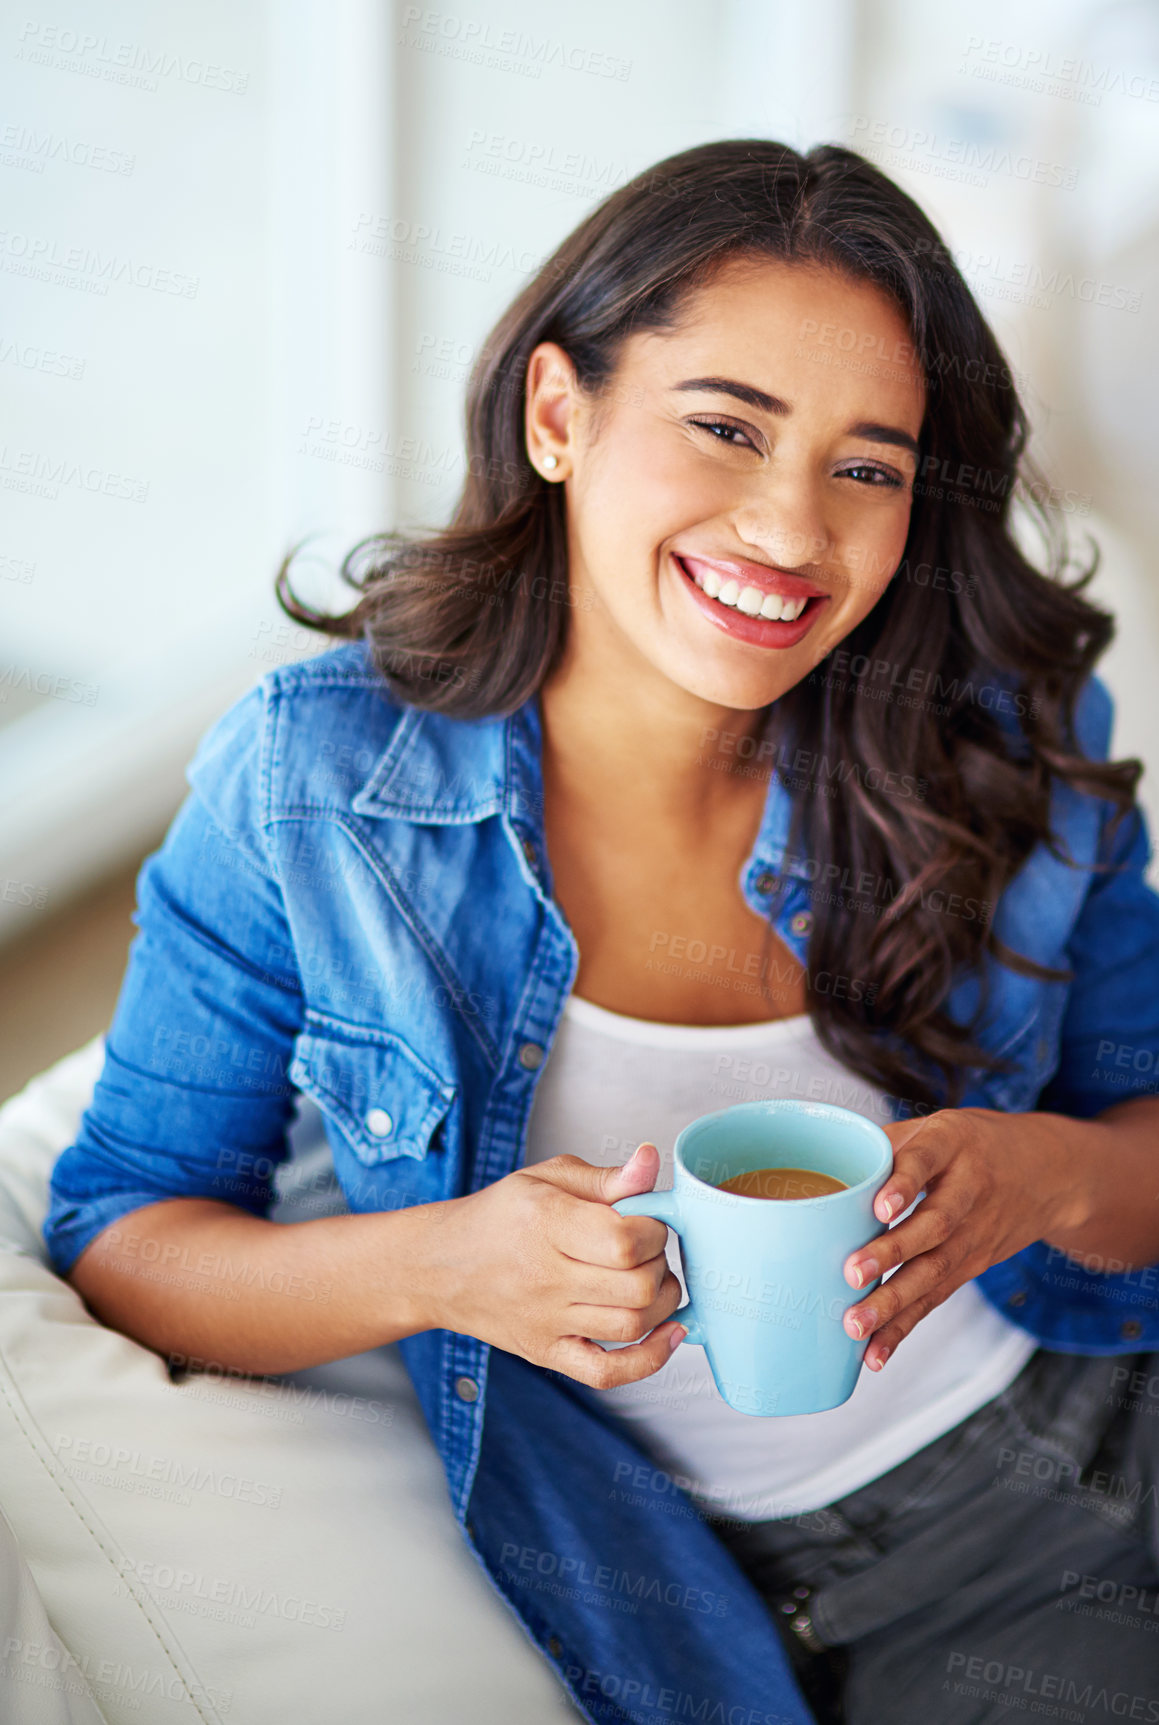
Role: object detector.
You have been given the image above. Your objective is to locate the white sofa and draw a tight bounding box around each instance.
[0,1037,584,1725]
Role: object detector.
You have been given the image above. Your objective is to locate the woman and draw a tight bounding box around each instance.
[45,141,1159,1724]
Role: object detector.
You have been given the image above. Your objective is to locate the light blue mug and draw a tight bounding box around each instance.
[613,1100,893,1417]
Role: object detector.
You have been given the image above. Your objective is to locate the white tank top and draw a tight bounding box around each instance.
[523,994,1037,1519]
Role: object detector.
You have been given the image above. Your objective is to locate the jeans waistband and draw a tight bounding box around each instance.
[709,1348,1149,1649]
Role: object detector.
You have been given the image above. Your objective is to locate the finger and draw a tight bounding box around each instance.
[844,1183,973,1290]
[553,1192,669,1269]
[565,1255,672,1311]
[860,1266,977,1371]
[882,1117,927,1158]
[549,1319,687,1390]
[843,1237,971,1346]
[528,1144,661,1205]
[567,1271,684,1343]
[872,1113,959,1223]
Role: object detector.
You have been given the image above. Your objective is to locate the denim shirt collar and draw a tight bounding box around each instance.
[350,702,510,823]
[349,693,1092,1124]
[349,691,803,889]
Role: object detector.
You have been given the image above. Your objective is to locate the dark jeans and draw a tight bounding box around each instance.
[705,1349,1159,1724]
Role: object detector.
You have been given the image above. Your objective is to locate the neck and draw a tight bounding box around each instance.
[538,639,772,826]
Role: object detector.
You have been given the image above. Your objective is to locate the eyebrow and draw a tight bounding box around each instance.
[848,420,920,459]
[672,378,920,459]
[673,376,789,415]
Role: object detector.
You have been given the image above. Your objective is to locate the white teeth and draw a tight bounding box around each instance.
[685,558,813,621]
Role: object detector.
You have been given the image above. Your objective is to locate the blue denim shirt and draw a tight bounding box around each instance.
[44,641,1159,1725]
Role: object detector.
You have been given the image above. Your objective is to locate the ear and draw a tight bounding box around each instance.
[524,341,580,477]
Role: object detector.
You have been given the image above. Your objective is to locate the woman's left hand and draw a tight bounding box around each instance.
[841,1107,1087,1372]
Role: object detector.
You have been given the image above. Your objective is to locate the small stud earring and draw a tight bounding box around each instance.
[542,454,559,472]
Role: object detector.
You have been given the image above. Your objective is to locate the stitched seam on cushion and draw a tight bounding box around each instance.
[0,1494,118,1725]
[0,1345,225,1724]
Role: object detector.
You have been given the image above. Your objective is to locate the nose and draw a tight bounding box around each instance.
[732,475,833,573]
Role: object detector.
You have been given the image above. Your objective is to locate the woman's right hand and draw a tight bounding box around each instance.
[416,1143,687,1387]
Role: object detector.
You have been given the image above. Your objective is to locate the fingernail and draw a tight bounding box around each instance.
[876,1344,891,1368]
[846,1257,879,1289]
[669,1326,687,1350]
[879,1192,902,1220]
[846,1308,874,1339]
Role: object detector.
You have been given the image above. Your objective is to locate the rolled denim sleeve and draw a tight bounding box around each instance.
[988,805,1159,1349]
[973,677,1159,1349]
[43,682,305,1277]
[1035,800,1159,1117]
[1035,675,1159,1119]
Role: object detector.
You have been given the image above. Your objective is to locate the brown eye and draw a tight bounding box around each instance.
[690,417,760,452]
[839,464,904,489]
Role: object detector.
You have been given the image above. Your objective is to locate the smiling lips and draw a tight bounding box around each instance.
[674,552,829,643]
[693,569,808,621]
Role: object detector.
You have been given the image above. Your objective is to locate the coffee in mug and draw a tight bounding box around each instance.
[717,1167,848,1201]
[613,1100,893,1415]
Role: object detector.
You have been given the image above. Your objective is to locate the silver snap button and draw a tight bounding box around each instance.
[521,836,537,869]
[454,1375,480,1403]
[789,1610,826,1653]
[755,870,779,896]
[365,1108,394,1138]
[517,1041,544,1071]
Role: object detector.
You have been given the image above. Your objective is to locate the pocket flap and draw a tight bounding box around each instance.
[288,1018,456,1165]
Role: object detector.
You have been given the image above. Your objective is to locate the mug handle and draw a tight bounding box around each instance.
[612,1189,704,1346]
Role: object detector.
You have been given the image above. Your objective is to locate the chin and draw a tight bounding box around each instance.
[664,645,800,713]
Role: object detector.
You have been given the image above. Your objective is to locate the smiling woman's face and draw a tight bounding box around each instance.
[526,254,927,713]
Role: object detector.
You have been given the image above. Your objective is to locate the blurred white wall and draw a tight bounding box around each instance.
[384,0,856,532]
[844,0,1159,869]
[0,0,395,940]
[2,0,1157,950]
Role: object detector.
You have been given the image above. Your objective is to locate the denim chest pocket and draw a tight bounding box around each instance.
[288,1019,457,1166]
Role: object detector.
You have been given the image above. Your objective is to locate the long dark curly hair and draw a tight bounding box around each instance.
[275,138,1140,1110]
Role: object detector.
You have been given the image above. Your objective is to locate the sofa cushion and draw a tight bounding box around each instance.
[0,1039,581,1724]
